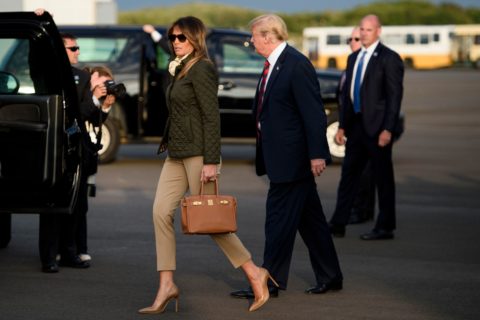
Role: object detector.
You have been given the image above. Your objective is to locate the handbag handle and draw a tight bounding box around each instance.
[199,179,219,196]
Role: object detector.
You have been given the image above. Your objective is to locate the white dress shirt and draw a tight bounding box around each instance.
[350,40,380,102]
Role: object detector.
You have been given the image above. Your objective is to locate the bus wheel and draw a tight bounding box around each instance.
[404,58,414,69]
[327,58,337,69]
[326,112,345,163]
[98,117,120,164]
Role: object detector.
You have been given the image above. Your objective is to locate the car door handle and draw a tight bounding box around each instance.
[219,81,236,91]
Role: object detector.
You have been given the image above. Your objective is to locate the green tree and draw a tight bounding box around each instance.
[118,0,480,38]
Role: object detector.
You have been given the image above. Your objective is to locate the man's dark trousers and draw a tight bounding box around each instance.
[330,116,396,231]
[263,175,342,289]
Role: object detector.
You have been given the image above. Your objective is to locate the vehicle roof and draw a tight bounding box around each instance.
[58,25,250,37]
[59,25,164,34]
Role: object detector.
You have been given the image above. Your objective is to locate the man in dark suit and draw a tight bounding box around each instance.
[329,15,404,240]
[38,30,112,272]
[231,14,342,298]
[338,27,376,225]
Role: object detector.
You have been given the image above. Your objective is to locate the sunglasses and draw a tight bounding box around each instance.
[347,37,360,44]
[66,46,80,52]
[168,34,187,43]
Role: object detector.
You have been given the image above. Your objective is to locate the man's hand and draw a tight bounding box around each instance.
[92,82,107,99]
[143,24,155,34]
[334,128,346,145]
[311,159,326,177]
[102,95,116,111]
[378,130,392,147]
[34,8,45,16]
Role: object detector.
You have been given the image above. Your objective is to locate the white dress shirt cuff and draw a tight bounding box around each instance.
[151,30,162,43]
[102,105,112,113]
[92,95,101,107]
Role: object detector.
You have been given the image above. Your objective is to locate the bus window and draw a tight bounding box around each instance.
[475,35,480,45]
[406,34,415,44]
[433,33,440,42]
[420,34,429,44]
[327,35,341,45]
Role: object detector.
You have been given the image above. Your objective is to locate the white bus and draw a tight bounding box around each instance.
[303,25,455,70]
[452,24,480,68]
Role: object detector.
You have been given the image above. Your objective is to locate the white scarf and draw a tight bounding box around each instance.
[168,53,190,76]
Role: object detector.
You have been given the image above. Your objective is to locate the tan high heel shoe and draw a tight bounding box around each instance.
[138,285,180,314]
[249,268,279,312]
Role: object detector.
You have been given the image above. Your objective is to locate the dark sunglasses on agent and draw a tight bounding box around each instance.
[168,34,187,43]
[66,46,80,52]
[347,37,360,44]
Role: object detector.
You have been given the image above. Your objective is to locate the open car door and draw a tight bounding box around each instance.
[0,12,82,214]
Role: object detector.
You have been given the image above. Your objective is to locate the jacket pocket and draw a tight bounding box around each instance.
[183,116,193,142]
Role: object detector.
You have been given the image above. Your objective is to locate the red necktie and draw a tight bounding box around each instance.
[256,60,270,134]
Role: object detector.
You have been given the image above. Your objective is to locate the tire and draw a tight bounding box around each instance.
[475,59,480,69]
[327,57,337,69]
[97,117,120,164]
[0,214,11,249]
[404,58,414,69]
[326,113,345,163]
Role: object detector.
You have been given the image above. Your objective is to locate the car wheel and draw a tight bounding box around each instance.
[326,115,345,163]
[98,117,120,164]
[0,214,11,248]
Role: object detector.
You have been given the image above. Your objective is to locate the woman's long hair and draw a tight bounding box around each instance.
[167,16,211,79]
[84,65,114,80]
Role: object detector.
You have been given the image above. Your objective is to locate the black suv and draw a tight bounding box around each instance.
[57,25,343,163]
[0,12,83,216]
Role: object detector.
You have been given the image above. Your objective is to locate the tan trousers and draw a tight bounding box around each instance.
[152,156,251,271]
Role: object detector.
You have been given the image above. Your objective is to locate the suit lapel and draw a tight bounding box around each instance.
[346,50,359,93]
[262,45,288,107]
[362,42,383,84]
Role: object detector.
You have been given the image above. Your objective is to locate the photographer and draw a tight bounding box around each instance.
[76,65,120,263]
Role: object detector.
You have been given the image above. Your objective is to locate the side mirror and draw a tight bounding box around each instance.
[0,71,20,94]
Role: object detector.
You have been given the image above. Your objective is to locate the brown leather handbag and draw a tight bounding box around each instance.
[181,180,237,234]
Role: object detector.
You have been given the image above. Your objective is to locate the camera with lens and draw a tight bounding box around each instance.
[104,80,126,98]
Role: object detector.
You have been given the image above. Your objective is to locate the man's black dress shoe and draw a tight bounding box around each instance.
[230,286,279,299]
[360,229,394,240]
[59,256,90,268]
[348,209,373,224]
[305,280,343,294]
[42,263,59,273]
[329,223,346,238]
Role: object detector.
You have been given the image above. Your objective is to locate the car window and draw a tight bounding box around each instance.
[0,38,35,93]
[0,37,63,95]
[215,35,264,73]
[76,37,128,62]
[156,45,170,70]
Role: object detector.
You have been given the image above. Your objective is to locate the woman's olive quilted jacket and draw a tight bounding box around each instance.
[160,58,221,164]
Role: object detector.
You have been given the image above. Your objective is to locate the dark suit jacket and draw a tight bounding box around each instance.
[255,45,331,183]
[340,43,404,138]
[71,67,108,176]
[72,67,107,126]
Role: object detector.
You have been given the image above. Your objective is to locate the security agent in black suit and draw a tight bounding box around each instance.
[38,32,110,272]
[338,28,376,225]
[329,15,404,240]
[231,14,342,298]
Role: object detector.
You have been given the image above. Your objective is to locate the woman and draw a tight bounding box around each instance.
[139,16,276,314]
